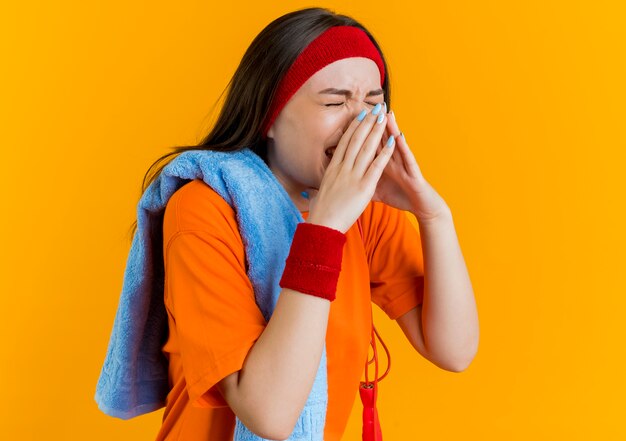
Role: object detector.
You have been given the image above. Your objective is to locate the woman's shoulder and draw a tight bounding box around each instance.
[163,178,241,241]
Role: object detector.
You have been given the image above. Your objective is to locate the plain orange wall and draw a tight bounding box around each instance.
[1,0,625,439]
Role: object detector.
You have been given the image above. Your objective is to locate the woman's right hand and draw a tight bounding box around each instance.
[306,104,396,234]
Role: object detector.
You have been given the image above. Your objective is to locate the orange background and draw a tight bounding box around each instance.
[1,1,624,439]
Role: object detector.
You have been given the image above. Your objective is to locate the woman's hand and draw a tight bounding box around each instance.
[373,109,451,224]
[306,104,395,233]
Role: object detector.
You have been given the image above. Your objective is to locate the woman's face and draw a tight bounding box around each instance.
[266,57,385,210]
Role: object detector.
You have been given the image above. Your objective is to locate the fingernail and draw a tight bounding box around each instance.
[372,103,382,115]
[386,135,395,147]
[376,112,385,124]
[357,109,367,121]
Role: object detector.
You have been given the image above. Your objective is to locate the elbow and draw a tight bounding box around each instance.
[449,334,479,373]
[254,428,290,441]
[231,378,298,440]
[431,344,478,373]
[255,419,295,441]
[447,346,479,373]
[234,385,305,440]
[235,408,290,441]
[268,409,302,441]
[243,417,289,441]
[431,357,470,373]
[247,405,299,441]
[226,398,292,440]
[447,357,473,373]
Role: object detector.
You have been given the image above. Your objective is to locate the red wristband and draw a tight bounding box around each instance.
[279,222,347,301]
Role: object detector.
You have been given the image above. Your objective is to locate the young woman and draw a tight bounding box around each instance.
[136,6,478,441]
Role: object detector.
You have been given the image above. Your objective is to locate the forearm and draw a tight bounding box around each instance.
[417,209,479,371]
[237,214,340,437]
[238,286,330,436]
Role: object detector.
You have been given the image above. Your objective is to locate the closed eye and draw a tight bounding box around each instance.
[325,102,379,107]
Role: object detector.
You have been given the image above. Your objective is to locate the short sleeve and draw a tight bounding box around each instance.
[361,202,425,320]
[164,221,268,408]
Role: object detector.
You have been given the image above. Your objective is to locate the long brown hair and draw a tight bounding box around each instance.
[128,7,392,241]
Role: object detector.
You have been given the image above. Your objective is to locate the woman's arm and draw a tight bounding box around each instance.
[217,216,335,441]
[219,285,330,441]
[398,209,479,372]
[375,110,479,372]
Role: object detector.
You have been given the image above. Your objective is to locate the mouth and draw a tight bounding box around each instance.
[325,146,337,159]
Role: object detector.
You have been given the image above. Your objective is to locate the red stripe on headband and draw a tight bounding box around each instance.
[262,25,385,139]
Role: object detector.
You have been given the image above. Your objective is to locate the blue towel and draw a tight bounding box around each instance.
[95,147,328,440]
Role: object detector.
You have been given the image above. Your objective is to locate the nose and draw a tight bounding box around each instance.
[350,105,365,120]
[345,107,366,132]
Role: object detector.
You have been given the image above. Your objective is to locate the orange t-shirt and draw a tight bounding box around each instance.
[155,179,424,441]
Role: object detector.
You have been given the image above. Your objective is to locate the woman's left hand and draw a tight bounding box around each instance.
[372,109,451,223]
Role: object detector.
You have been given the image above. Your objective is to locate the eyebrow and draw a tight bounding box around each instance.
[317,87,384,97]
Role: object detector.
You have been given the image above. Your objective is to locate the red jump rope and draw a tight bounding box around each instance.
[359,319,390,441]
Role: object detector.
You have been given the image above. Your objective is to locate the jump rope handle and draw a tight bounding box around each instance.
[359,320,390,441]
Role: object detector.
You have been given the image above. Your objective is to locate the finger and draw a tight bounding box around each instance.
[381,116,391,151]
[389,111,424,177]
[396,133,423,176]
[373,111,394,161]
[373,110,388,155]
[344,104,385,169]
[353,110,388,173]
[331,107,369,165]
[376,132,385,157]
[364,133,396,184]
[387,109,401,137]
